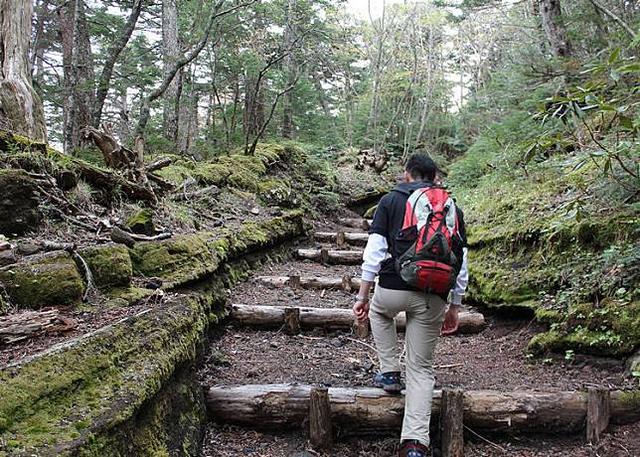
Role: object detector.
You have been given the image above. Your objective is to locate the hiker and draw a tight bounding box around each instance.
[352,153,468,457]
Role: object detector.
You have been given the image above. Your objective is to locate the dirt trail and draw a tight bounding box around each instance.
[200,217,639,457]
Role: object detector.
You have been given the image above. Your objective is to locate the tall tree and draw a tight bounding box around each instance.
[0,0,46,140]
[92,0,144,127]
[59,0,95,152]
[281,0,296,139]
[162,0,182,145]
[539,0,572,57]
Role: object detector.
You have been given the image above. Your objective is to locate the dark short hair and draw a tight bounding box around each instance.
[405,153,437,181]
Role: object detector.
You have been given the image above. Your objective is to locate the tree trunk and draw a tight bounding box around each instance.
[281,0,296,139]
[92,0,143,127]
[0,0,46,140]
[59,0,94,152]
[206,384,640,433]
[297,249,364,265]
[177,69,199,156]
[243,73,261,139]
[539,0,572,57]
[229,304,487,335]
[162,0,182,145]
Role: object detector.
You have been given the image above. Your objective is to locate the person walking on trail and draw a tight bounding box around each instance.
[352,153,469,457]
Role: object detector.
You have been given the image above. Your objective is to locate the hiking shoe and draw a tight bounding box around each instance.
[373,371,404,393]
[398,440,430,457]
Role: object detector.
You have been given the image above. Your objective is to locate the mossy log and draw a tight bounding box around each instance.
[229,304,486,335]
[70,159,158,202]
[298,249,363,265]
[0,295,213,455]
[79,243,132,290]
[0,211,306,456]
[0,251,85,309]
[205,384,640,434]
[256,275,362,291]
[0,169,42,236]
[315,231,369,246]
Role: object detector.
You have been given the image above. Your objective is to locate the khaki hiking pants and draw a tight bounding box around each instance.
[369,285,447,447]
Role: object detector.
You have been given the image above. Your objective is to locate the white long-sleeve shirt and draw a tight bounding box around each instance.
[361,233,469,305]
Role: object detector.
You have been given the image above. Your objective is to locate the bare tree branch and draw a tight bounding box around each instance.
[92,0,144,127]
[135,0,258,138]
[587,0,637,39]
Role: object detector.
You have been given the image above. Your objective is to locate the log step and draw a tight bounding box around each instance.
[229,304,486,335]
[205,383,640,434]
[315,231,369,246]
[338,218,372,230]
[256,275,362,291]
[298,248,363,265]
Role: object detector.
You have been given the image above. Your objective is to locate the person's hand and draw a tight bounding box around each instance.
[352,299,370,322]
[441,304,460,335]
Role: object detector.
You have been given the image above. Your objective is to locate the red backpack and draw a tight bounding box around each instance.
[394,186,462,295]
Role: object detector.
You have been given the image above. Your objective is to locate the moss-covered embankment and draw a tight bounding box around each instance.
[449,115,639,359]
[0,211,305,456]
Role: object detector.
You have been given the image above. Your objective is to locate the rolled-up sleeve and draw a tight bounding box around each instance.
[450,248,468,305]
[361,234,388,282]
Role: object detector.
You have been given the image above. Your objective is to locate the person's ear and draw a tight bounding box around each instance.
[403,171,411,183]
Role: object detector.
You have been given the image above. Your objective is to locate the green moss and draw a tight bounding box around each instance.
[130,233,218,288]
[106,287,156,305]
[534,306,564,324]
[80,244,133,290]
[126,209,154,236]
[155,164,195,186]
[129,211,305,290]
[0,293,212,456]
[528,300,640,356]
[0,210,306,455]
[364,204,378,219]
[0,251,85,309]
[0,169,42,236]
[258,179,295,207]
[0,131,48,155]
[77,369,206,457]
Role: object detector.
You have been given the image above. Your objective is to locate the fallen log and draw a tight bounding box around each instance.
[315,232,369,246]
[171,185,221,202]
[110,227,172,247]
[338,218,371,230]
[298,249,363,265]
[0,309,76,345]
[71,160,158,202]
[256,275,362,291]
[205,384,640,434]
[229,304,486,335]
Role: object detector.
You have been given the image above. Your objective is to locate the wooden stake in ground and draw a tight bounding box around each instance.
[320,248,330,265]
[284,307,301,335]
[336,231,346,248]
[289,275,301,290]
[341,274,353,292]
[586,388,611,444]
[353,319,370,339]
[440,388,464,457]
[309,387,333,450]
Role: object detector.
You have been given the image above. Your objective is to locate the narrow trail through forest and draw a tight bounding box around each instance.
[197,214,640,457]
